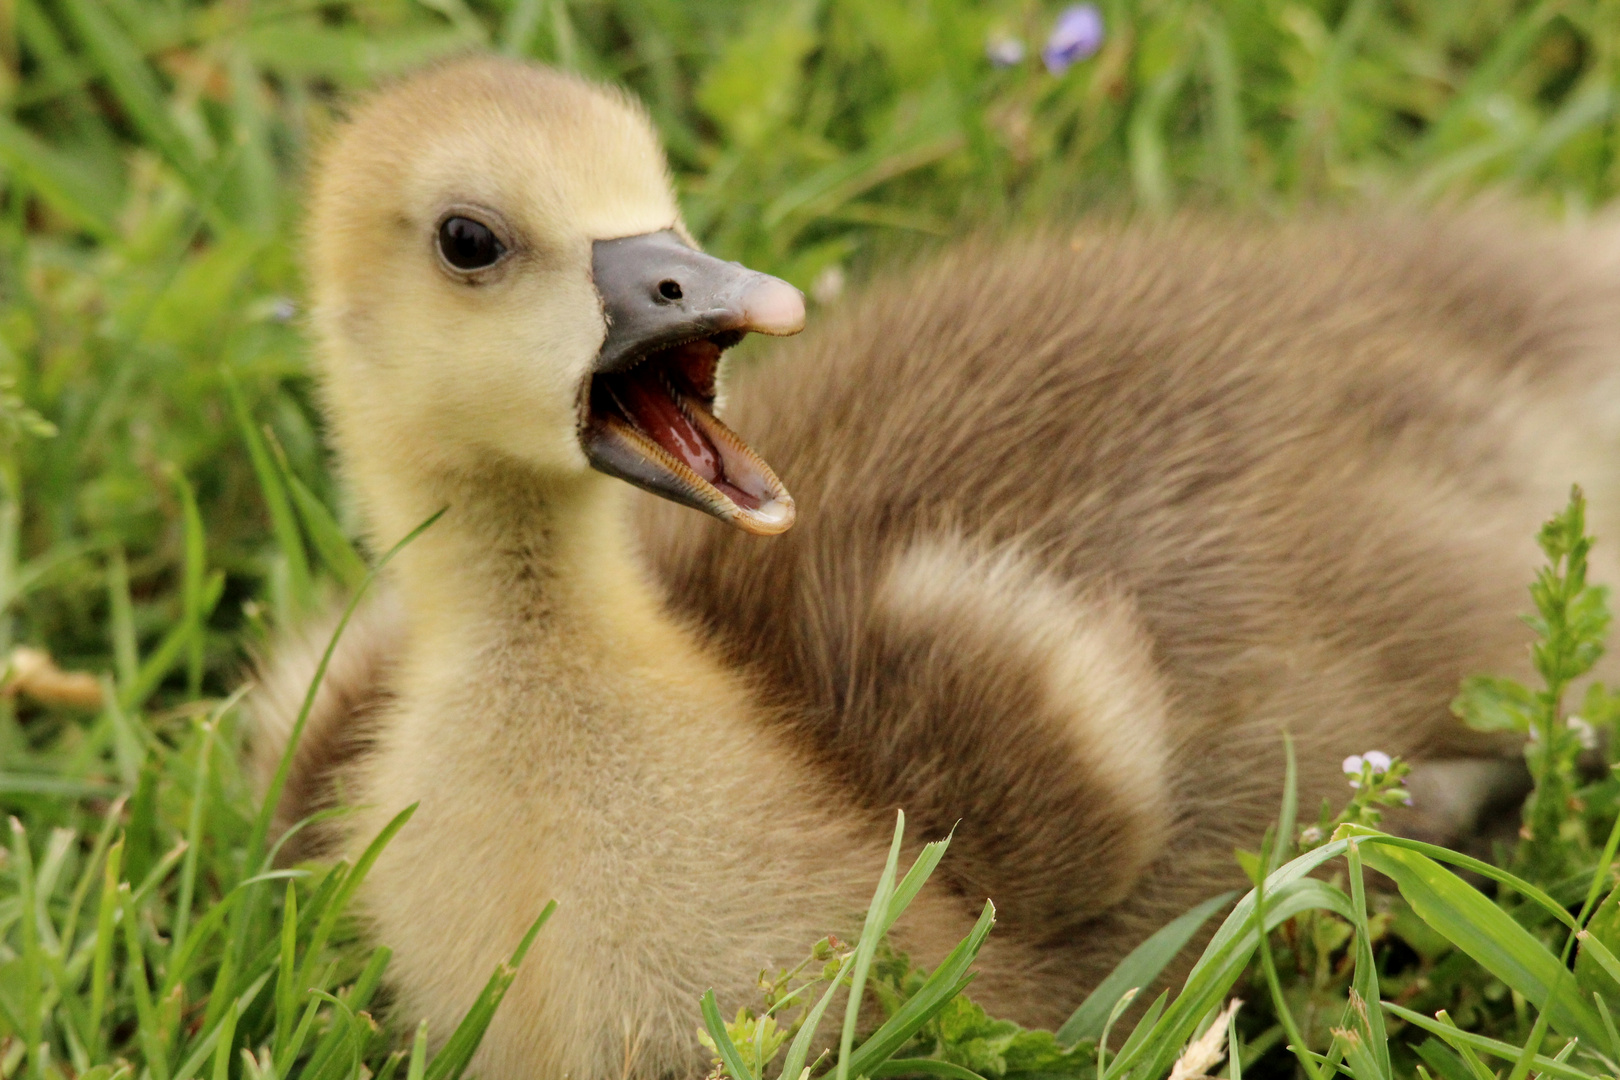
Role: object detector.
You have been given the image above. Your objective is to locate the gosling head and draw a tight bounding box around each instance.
[307,57,804,535]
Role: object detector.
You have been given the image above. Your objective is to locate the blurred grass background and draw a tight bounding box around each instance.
[0,0,1615,790]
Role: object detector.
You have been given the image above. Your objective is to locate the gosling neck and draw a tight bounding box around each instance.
[357,452,655,649]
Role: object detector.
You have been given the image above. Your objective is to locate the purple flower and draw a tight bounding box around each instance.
[1342,750,1392,789]
[986,34,1026,68]
[1042,4,1105,75]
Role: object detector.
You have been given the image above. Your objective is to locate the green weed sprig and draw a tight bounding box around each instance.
[1452,486,1617,879]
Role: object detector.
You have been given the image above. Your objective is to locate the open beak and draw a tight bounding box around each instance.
[581,230,805,536]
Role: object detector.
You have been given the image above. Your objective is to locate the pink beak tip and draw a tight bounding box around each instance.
[744,277,807,336]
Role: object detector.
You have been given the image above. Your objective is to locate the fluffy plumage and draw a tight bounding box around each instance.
[251,53,1620,1069]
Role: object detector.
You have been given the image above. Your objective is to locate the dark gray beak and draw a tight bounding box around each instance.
[591,230,805,373]
[581,230,805,535]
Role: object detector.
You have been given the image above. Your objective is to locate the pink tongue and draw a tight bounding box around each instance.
[617,373,721,483]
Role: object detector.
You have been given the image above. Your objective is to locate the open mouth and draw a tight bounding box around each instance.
[581,334,795,535]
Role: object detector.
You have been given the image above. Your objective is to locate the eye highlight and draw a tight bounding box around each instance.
[438,216,505,271]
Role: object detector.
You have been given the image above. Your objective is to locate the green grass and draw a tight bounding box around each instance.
[0,0,1619,1077]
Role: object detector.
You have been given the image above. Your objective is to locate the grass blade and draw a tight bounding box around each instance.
[1344,840,1391,1078]
[423,900,557,1080]
[224,367,314,621]
[171,703,229,959]
[118,881,170,1080]
[702,990,757,1080]
[884,830,953,933]
[408,1021,429,1080]
[1254,830,1326,1080]
[1355,839,1605,1046]
[1113,842,1356,1080]
[1415,1039,1483,1080]
[779,954,855,1080]
[10,817,44,1080]
[61,794,126,961]
[275,879,299,1060]
[55,0,202,184]
[1227,1001,1243,1080]
[1334,826,1576,931]
[1577,929,1620,985]
[776,821,959,1080]
[1058,890,1236,1045]
[105,547,138,695]
[0,115,117,237]
[1504,1005,1555,1080]
[264,425,368,590]
[843,900,996,1079]
[247,508,443,871]
[870,1060,984,1080]
[1108,989,1169,1075]
[120,569,223,712]
[836,811,907,1080]
[293,804,417,1001]
[1095,987,1138,1079]
[300,946,393,1080]
[274,962,335,1075]
[1383,1003,1588,1080]
[1595,991,1620,1063]
[169,468,207,696]
[1270,735,1299,876]
[88,836,123,1060]
[210,998,238,1080]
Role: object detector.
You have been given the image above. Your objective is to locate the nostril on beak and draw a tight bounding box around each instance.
[658,279,683,301]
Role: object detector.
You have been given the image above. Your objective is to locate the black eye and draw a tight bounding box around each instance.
[658,279,682,301]
[438,216,505,271]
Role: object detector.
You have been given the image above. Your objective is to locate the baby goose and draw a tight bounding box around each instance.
[291,57,1057,1080]
[256,58,1620,1042]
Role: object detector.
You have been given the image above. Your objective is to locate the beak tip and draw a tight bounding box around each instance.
[743,278,807,336]
[732,495,796,535]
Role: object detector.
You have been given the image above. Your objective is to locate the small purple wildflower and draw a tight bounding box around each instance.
[986,34,1026,68]
[1042,4,1104,75]
[1342,750,1391,788]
